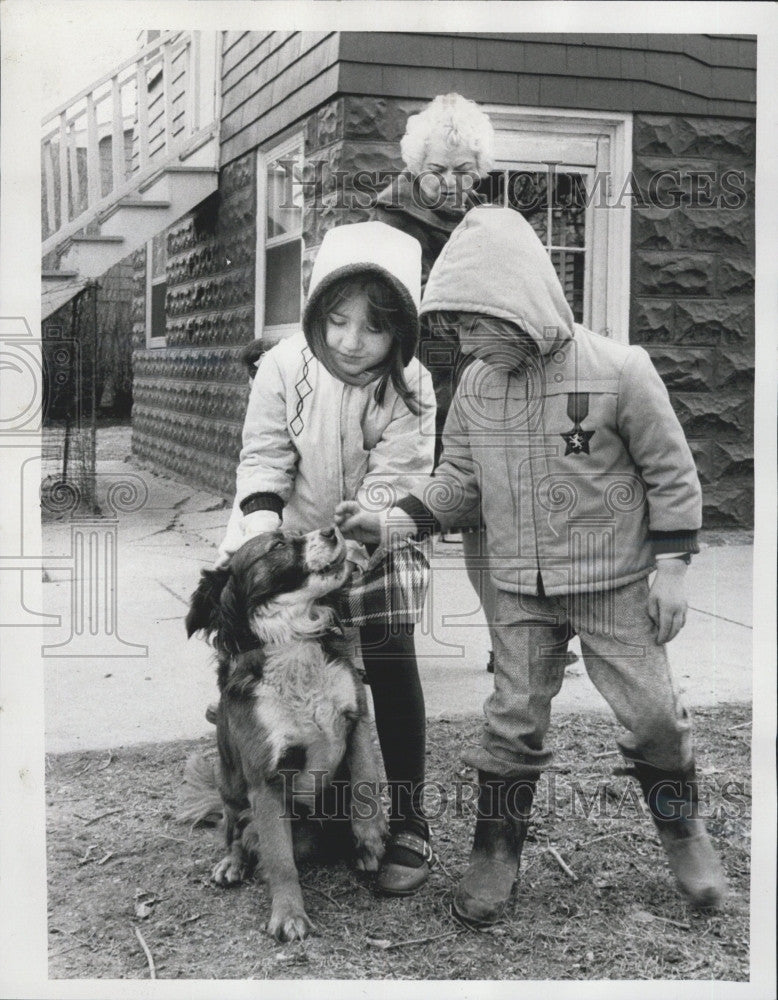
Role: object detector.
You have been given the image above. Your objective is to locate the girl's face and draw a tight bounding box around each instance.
[418,133,478,207]
[325,290,394,378]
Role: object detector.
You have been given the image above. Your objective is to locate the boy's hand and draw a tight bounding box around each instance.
[648,559,688,644]
[335,502,416,550]
[334,501,383,543]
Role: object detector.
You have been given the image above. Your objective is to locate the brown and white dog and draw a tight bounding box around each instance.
[184,526,387,941]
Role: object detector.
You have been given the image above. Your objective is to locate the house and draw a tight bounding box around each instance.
[41,32,756,527]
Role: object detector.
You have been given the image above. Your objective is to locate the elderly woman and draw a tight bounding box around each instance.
[373,93,494,290]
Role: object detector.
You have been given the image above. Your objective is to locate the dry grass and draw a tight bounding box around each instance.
[46,704,750,981]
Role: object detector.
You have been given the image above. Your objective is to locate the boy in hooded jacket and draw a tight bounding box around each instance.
[336,206,727,924]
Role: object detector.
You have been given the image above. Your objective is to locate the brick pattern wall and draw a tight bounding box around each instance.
[131,152,257,496]
[630,115,755,528]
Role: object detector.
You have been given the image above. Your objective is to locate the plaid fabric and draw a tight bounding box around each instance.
[338,540,430,627]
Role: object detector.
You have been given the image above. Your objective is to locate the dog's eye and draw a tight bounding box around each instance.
[270,539,285,550]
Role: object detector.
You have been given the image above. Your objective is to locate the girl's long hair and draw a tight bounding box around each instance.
[307,274,422,416]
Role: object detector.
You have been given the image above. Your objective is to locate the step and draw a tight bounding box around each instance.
[70,235,125,244]
[135,165,218,219]
[98,198,173,239]
[137,163,218,195]
[59,234,128,276]
[117,198,172,208]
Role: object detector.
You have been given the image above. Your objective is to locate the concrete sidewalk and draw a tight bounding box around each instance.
[42,455,753,754]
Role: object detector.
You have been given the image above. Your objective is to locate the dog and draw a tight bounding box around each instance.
[184,525,387,941]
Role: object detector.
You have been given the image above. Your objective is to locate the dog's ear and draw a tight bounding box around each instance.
[186,567,231,638]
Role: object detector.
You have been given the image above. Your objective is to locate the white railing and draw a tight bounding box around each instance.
[42,30,218,256]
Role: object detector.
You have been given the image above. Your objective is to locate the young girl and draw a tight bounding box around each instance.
[217,221,437,895]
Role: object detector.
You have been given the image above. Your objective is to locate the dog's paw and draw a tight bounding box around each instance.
[212,855,246,886]
[352,818,387,872]
[266,903,314,942]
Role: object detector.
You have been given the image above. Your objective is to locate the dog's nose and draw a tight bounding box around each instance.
[321,526,336,540]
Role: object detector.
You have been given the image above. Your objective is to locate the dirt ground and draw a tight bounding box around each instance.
[46,704,750,981]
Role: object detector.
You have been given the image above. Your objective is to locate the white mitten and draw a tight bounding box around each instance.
[216,500,245,566]
[242,509,282,540]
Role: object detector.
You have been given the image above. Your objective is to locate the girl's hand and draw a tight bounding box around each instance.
[334,501,382,543]
[648,559,688,644]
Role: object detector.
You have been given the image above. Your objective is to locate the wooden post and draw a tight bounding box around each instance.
[58,111,69,227]
[88,280,99,514]
[62,292,81,485]
[111,75,125,192]
[136,61,149,168]
[43,141,57,236]
[68,124,82,217]
[86,93,100,208]
[163,40,173,155]
[187,33,199,134]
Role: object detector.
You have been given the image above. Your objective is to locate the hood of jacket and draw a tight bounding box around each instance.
[419,205,575,361]
[302,220,422,367]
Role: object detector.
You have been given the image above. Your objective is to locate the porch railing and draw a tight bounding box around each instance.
[41,30,218,256]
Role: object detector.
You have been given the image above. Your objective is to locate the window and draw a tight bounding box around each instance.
[480,108,632,341]
[145,230,167,347]
[256,135,304,345]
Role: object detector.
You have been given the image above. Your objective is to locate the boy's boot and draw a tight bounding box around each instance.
[625,757,727,909]
[452,771,535,926]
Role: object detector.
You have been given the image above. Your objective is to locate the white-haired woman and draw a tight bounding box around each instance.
[374,93,495,290]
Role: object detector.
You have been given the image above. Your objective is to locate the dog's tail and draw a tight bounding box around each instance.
[178,752,224,826]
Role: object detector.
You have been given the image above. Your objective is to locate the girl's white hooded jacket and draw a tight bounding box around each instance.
[219,225,436,560]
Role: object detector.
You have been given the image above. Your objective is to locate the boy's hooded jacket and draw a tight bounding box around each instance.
[401,206,702,596]
[219,223,435,559]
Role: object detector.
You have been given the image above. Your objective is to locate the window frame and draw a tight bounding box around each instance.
[482,106,633,342]
[145,233,167,349]
[255,132,305,346]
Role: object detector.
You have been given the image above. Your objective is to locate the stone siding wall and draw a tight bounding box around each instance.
[630,115,755,528]
[302,96,423,286]
[131,153,256,496]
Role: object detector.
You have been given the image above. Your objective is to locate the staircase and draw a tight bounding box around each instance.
[42,31,220,320]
